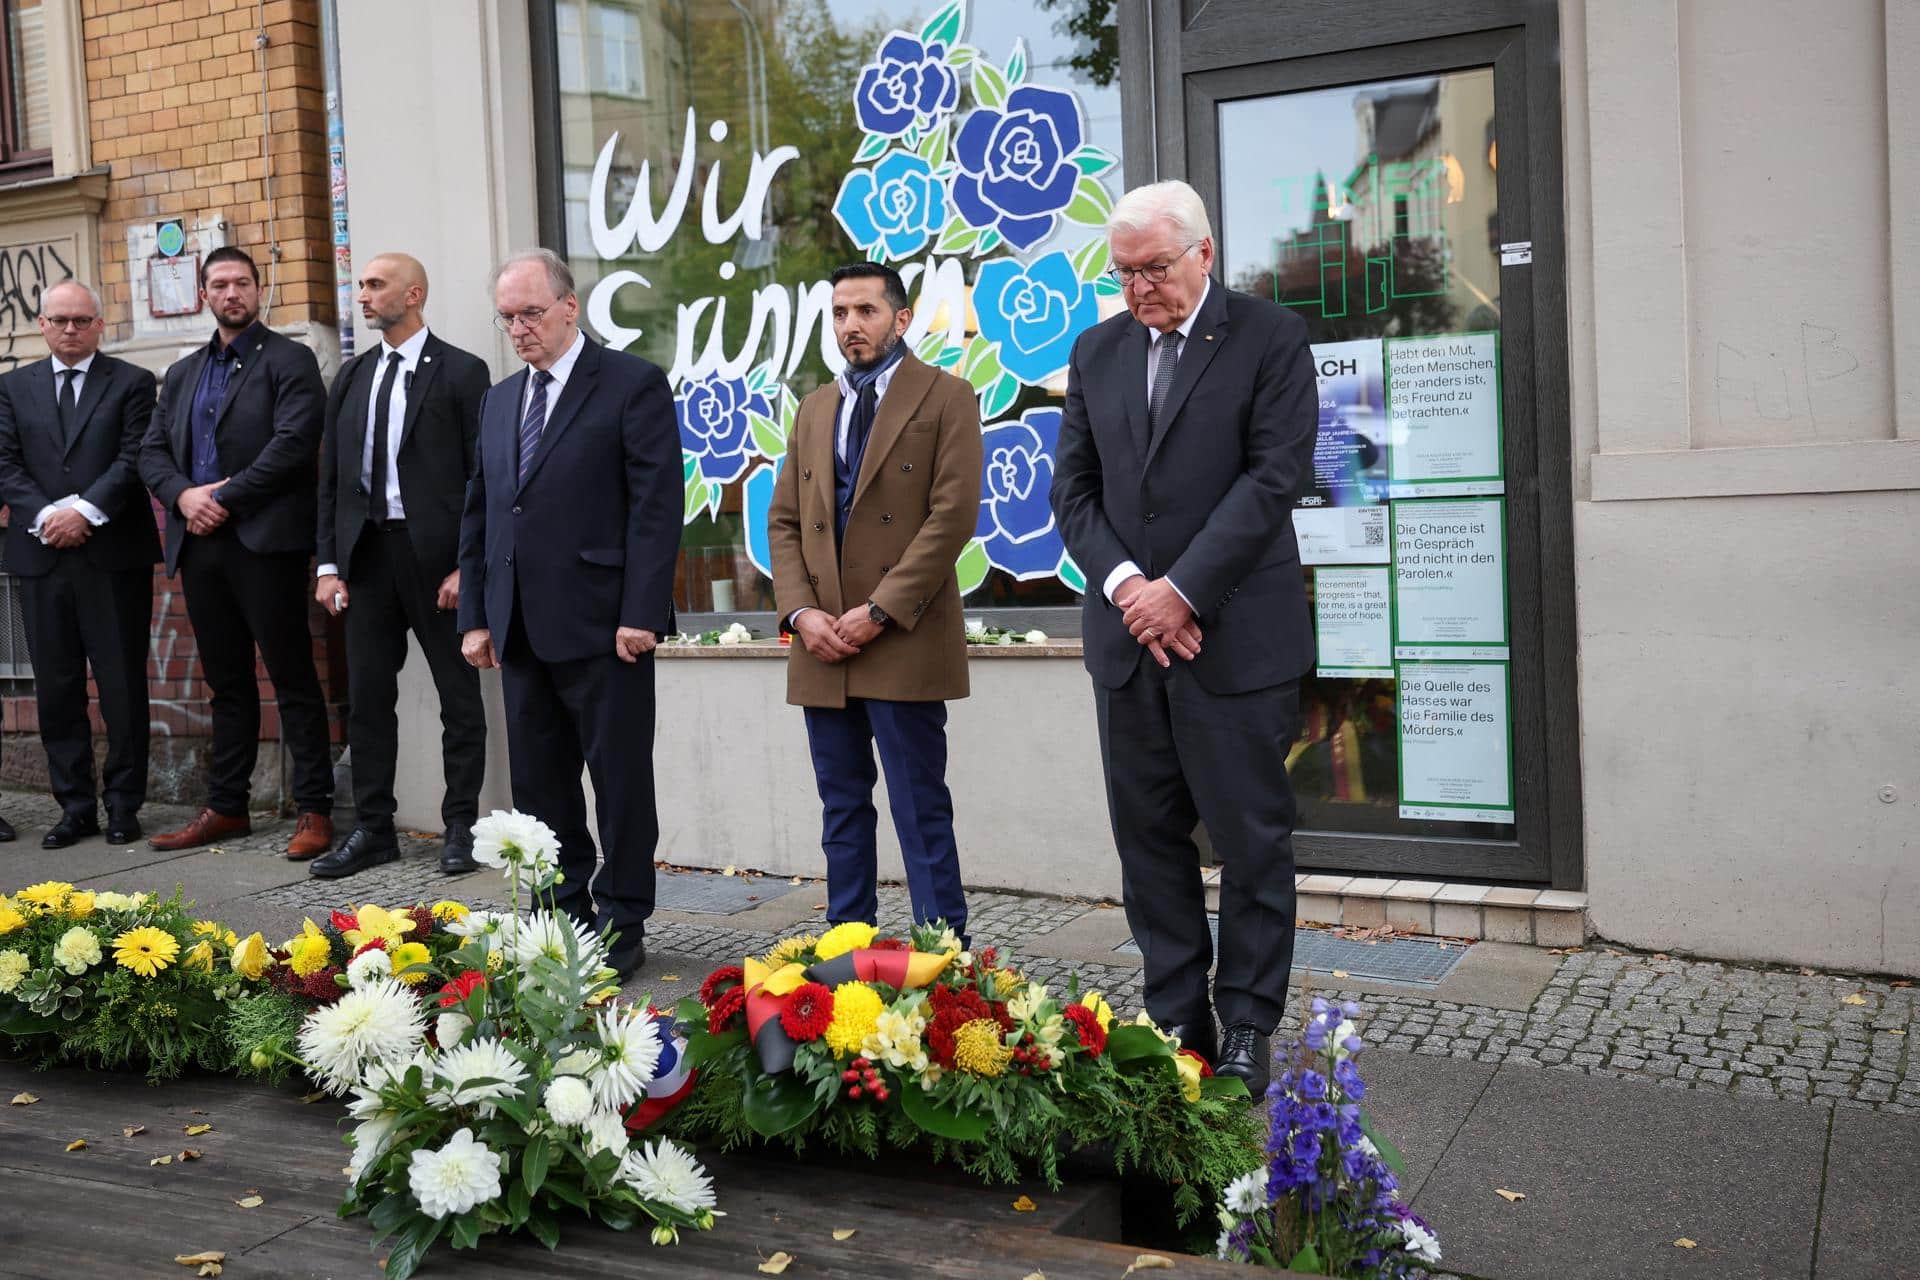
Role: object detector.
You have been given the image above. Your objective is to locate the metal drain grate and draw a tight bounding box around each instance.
[654,872,776,915]
[1116,920,1468,987]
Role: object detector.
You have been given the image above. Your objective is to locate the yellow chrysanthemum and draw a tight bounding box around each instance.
[823,981,885,1057]
[181,940,215,972]
[0,905,25,936]
[287,923,332,977]
[389,941,432,985]
[429,900,470,924]
[952,1018,1014,1077]
[17,881,74,911]
[814,921,878,962]
[113,926,181,978]
[761,933,819,967]
[230,932,271,980]
[65,891,95,917]
[340,904,416,950]
[1077,990,1114,1034]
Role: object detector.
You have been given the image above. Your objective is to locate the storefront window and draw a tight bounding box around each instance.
[544,0,1124,618]
[1218,68,1515,843]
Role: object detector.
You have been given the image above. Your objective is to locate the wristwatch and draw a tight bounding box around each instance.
[867,600,891,627]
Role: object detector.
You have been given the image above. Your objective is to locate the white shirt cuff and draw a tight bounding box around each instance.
[27,505,53,540]
[316,564,341,580]
[1102,561,1144,604]
[787,607,817,630]
[70,498,108,527]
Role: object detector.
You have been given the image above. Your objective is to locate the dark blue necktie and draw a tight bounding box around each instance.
[518,369,554,483]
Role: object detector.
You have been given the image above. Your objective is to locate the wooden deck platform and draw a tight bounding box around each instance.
[0,1062,1264,1279]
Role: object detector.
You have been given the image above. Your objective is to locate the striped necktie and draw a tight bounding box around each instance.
[1148,332,1182,431]
[518,369,554,482]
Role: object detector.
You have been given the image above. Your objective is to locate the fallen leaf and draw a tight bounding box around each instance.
[1603,948,1623,957]
[10,1092,37,1105]
[1012,1195,1037,1212]
[1495,1189,1526,1202]
[180,1148,203,1160]
[722,865,738,877]
[176,1253,226,1267]
[1674,1238,1698,1249]
[660,974,681,983]
[1122,1256,1175,1276]
[790,877,803,885]
[1893,980,1912,988]
[235,1195,263,1209]
[1094,901,1115,910]
[199,1265,223,1278]
[151,1155,174,1166]
[300,1090,329,1104]
[1024,1274,1047,1280]
[1800,968,1817,977]
[832,1228,857,1241]
[1891,1030,1907,1037]
[1332,970,1350,979]
[811,902,827,910]
[1843,994,1869,1006]
[65,1139,87,1152]
[757,1252,794,1275]
[184,1123,213,1135]
[123,1125,146,1137]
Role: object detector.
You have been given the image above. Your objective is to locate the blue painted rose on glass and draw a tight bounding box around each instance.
[676,374,772,486]
[833,152,950,262]
[952,85,1083,250]
[974,252,1099,387]
[975,408,1065,580]
[854,33,960,138]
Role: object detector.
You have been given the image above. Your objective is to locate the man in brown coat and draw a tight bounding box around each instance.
[768,263,984,942]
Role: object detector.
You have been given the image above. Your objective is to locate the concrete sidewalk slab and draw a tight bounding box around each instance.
[1814,1107,1920,1279]
[1413,1065,1825,1280]
[1348,1049,1497,1200]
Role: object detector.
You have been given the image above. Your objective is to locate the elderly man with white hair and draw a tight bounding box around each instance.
[1050,179,1318,1095]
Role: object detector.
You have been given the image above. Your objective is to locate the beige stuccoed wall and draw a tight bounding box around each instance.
[1564,0,1920,972]
[336,0,538,828]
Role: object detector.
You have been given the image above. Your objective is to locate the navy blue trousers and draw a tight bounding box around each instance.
[803,697,967,941]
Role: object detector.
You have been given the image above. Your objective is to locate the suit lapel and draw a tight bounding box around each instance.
[398,336,443,451]
[1143,283,1230,472]
[515,340,597,494]
[341,351,375,475]
[1119,323,1150,461]
[169,348,209,462]
[28,361,60,450]
[63,359,112,457]
[850,352,933,509]
[212,330,261,430]
[803,388,838,509]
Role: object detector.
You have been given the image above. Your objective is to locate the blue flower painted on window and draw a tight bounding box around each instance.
[833,152,950,262]
[951,85,1083,250]
[676,374,771,486]
[854,33,960,139]
[975,407,1065,581]
[742,458,782,580]
[973,252,1098,387]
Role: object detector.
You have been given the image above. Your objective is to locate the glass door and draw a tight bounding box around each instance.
[1183,23,1572,885]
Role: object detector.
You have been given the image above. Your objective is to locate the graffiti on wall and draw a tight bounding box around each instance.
[0,240,75,372]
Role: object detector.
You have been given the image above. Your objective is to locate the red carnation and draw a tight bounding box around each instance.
[868,937,910,953]
[351,938,388,960]
[699,965,745,1007]
[975,946,999,970]
[1063,1004,1107,1057]
[436,969,487,1008]
[707,983,747,1035]
[778,982,834,1041]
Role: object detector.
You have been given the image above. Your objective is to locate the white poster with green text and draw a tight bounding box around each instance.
[1386,331,1502,497]
[1392,497,1508,661]
[1314,567,1393,678]
[1397,661,1514,824]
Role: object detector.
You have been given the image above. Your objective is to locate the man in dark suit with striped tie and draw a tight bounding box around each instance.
[456,249,682,980]
[0,280,160,848]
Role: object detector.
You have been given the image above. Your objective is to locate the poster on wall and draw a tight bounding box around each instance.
[1397,660,1514,824]
[1294,338,1389,564]
[1391,497,1508,661]
[1386,331,1502,497]
[1314,566,1393,678]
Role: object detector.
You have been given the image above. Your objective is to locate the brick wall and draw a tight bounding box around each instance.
[0,0,349,809]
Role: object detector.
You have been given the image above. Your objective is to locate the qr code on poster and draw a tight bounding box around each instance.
[1362,517,1386,547]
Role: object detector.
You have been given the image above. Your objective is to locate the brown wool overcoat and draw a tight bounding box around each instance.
[768,351,983,708]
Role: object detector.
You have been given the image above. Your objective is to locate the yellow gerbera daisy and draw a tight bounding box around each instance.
[814,921,878,962]
[823,981,885,1057]
[341,904,416,951]
[181,940,215,972]
[17,881,75,911]
[761,933,819,967]
[953,1018,1014,1077]
[113,926,181,977]
[388,941,432,985]
[0,905,25,936]
[65,891,95,917]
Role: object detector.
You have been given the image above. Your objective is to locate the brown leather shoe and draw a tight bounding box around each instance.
[147,807,251,851]
[285,812,336,861]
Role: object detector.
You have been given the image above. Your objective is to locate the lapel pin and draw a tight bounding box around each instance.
[422,356,432,364]
[1204,334,1214,341]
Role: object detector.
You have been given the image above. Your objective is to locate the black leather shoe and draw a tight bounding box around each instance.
[307,826,401,879]
[1166,1017,1218,1066]
[439,823,479,874]
[0,814,14,842]
[42,813,100,849]
[605,935,647,981]
[1215,1023,1272,1097]
[106,814,142,846]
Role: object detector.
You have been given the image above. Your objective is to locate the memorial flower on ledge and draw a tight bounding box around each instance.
[112,926,179,978]
[407,1127,503,1221]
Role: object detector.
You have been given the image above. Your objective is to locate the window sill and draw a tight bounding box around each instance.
[0,164,107,220]
[656,639,1085,658]
[1589,436,1920,501]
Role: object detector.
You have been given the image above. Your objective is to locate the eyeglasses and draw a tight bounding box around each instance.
[1106,242,1200,286]
[41,315,97,330]
[492,305,551,334]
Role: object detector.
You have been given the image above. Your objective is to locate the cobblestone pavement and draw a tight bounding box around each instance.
[18,785,1915,1120]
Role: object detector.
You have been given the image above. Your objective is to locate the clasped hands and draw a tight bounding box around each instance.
[792,604,882,665]
[1114,574,1201,668]
[177,481,230,536]
[38,506,93,549]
